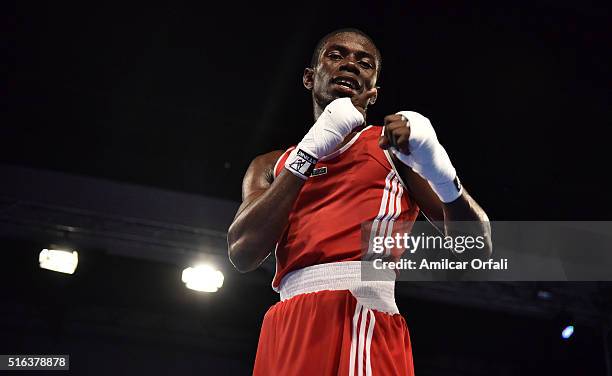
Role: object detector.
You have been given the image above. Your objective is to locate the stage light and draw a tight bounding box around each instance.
[181,264,224,292]
[561,325,574,339]
[39,249,78,274]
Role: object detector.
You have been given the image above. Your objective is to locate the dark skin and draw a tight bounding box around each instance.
[228,32,491,272]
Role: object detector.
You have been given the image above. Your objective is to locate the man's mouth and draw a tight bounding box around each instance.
[330,76,361,93]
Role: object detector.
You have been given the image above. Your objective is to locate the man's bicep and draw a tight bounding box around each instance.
[237,150,284,215]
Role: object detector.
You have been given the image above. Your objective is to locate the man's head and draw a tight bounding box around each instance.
[303,28,382,112]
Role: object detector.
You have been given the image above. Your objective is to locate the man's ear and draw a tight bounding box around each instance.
[368,87,379,105]
[303,67,314,90]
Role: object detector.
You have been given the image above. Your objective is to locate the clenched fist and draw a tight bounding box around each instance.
[378,111,462,203]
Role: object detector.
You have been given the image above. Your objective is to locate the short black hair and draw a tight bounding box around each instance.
[310,28,382,78]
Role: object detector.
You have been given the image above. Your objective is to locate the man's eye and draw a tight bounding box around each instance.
[329,53,342,60]
[359,61,373,69]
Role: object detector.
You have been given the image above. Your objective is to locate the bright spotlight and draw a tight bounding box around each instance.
[182,265,224,292]
[561,325,574,339]
[39,249,78,274]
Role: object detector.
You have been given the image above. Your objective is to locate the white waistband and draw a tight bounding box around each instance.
[278,261,399,315]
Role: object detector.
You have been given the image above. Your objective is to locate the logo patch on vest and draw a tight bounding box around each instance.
[311,166,328,177]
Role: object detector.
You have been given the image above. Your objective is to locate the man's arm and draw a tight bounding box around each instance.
[228,92,376,272]
[396,161,491,259]
[227,151,305,272]
[397,162,489,222]
[382,113,492,259]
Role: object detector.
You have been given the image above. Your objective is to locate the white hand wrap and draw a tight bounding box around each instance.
[391,111,462,203]
[285,98,364,179]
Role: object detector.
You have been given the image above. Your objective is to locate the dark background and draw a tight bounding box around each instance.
[5,0,610,219]
[3,0,612,375]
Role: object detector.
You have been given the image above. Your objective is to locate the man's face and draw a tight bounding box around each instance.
[304,32,379,109]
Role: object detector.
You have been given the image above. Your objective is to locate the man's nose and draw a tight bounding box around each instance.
[339,59,360,76]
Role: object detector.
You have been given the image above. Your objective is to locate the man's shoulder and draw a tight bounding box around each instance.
[250,150,286,169]
[245,149,288,184]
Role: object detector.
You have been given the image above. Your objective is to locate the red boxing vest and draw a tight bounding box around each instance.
[271,125,420,289]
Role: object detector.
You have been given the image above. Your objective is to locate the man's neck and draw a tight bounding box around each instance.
[312,99,324,121]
